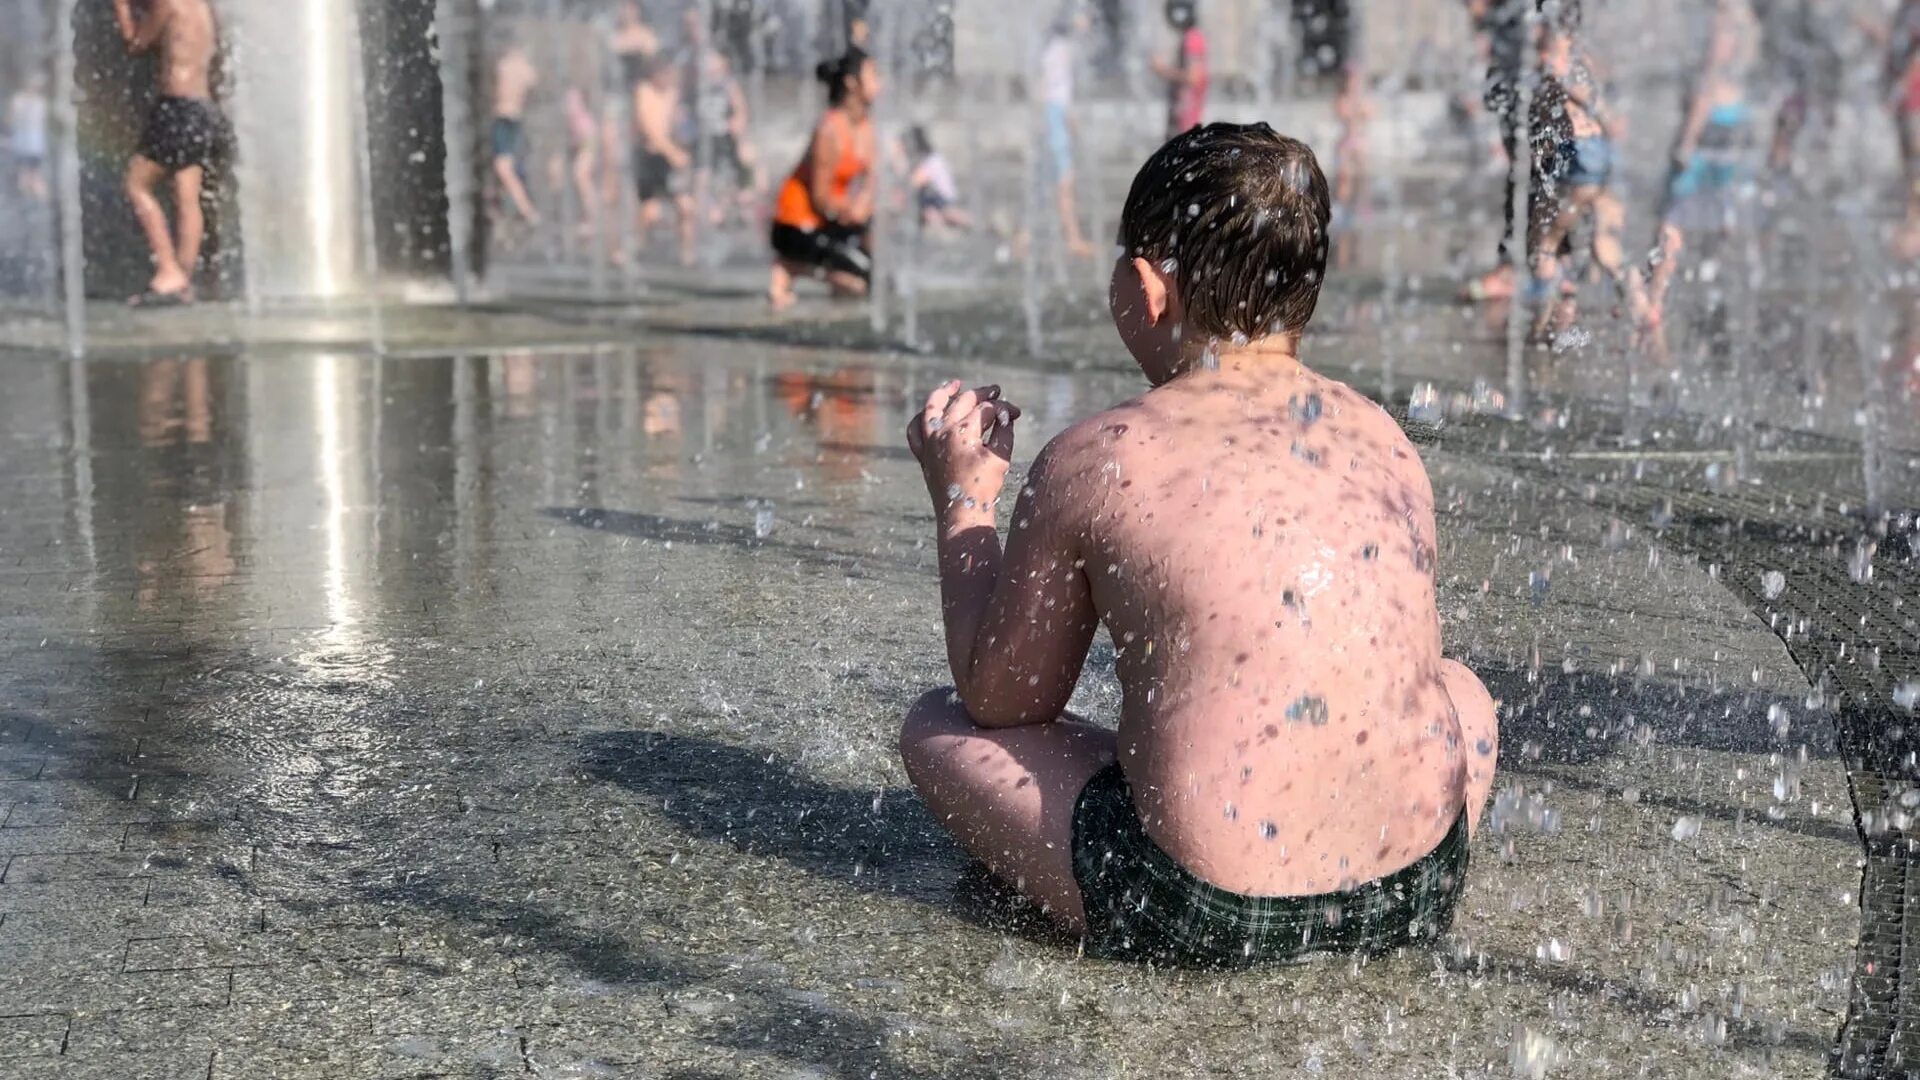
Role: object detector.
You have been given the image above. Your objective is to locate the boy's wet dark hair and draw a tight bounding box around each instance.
[906,124,934,158]
[1118,122,1331,341]
[1165,1,1197,30]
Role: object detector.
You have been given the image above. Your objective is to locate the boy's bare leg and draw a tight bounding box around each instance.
[1440,660,1497,837]
[125,155,188,297]
[572,146,598,234]
[170,166,205,293]
[899,687,1116,932]
[674,193,697,265]
[494,154,540,224]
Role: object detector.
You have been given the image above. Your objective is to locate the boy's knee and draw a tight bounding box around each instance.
[899,686,965,750]
[1441,660,1496,730]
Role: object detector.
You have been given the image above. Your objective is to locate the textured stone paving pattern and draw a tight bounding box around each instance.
[0,336,1904,1078]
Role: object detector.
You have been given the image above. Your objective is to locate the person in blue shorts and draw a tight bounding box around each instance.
[1523,2,1651,340]
[1039,9,1094,256]
[1646,0,1760,330]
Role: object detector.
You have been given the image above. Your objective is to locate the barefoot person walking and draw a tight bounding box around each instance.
[114,0,226,307]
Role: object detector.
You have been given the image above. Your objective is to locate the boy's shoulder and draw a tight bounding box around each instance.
[1032,401,1149,479]
[1290,372,1433,495]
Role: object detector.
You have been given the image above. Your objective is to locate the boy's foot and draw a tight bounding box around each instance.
[127,286,195,309]
[768,286,796,311]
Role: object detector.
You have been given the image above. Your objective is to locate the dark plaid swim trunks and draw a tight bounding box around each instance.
[1070,762,1469,967]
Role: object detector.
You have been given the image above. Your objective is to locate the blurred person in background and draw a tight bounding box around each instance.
[1040,7,1095,256]
[1151,0,1209,140]
[768,47,880,308]
[8,70,48,202]
[491,34,542,229]
[114,0,229,307]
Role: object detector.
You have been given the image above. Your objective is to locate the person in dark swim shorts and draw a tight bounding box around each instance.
[896,126,1498,972]
[770,218,870,281]
[137,95,226,175]
[492,116,529,182]
[1072,763,1469,965]
[633,144,678,202]
[767,48,880,307]
[115,0,226,306]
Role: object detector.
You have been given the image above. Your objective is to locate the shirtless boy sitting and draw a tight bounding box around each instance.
[899,124,1497,966]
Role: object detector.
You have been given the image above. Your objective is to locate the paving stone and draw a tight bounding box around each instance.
[0,1011,69,1058]
[26,1049,215,1080]
[0,825,128,857]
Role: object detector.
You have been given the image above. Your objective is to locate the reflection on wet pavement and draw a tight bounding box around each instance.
[0,339,1885,1076]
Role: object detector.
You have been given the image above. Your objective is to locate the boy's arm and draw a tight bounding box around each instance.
[910,384,1098,727]
[113,0,137,44]
[122,0,171,55]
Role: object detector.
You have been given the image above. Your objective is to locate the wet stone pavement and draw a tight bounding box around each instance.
[0,314,1908,1078]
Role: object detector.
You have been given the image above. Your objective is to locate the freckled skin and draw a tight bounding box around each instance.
[1052,367,1492,894]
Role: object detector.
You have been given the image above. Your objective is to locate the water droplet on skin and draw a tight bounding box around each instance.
[1286,695,1329,726]
[1289,392,1324,425]
[1259,821,1278,839]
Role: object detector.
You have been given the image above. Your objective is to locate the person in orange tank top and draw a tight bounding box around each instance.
[769,48,881,309]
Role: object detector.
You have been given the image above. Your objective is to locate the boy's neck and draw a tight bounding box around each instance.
[1173,334,1303,379]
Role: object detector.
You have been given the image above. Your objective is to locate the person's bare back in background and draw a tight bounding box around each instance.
[114,0,226,306]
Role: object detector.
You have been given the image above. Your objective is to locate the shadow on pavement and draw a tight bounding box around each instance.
[577,730,1071,946]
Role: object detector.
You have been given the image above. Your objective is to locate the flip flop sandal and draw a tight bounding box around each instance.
[127,288,194,309]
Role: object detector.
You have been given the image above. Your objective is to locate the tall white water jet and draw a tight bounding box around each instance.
[227,0,372,300]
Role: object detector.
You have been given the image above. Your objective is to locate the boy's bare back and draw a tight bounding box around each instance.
[901,126,1493,959]
[1040,363,1464,896]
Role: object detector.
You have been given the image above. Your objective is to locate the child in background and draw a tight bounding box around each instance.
[906,125,971,232]
[1524,4,1650,340]
[8,71,48,202]
[899,124,1495,966]
[1151,0,1209,141]
[1331,64,1373,227]
[634,58,696,265]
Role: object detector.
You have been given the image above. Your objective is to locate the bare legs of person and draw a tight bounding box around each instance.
[1644,221,1683,332]
[898,687,1116,933]
[1529,186,1651,339]
[494,153,540,226]
[124,155,199,304]
[1056,175,1093,257]
[769,258,799,309]
[572,144,599,239]
[637,195,696,265]
[768,257,866,310]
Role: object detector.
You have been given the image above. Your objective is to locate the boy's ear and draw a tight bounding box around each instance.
[1131,257,1169,327]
